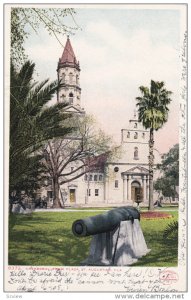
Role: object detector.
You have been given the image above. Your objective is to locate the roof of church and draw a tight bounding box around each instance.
[122,166,149,175]
[59,36,79,68]
[86,152,109,173]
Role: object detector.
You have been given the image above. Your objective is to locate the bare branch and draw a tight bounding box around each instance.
[59,163,86,177]
[59,169,87,185]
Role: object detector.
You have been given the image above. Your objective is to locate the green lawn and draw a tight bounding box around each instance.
[9,210,178,267]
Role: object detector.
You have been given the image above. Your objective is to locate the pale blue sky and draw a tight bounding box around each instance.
[74,8,180,45]
[24,5,186,153]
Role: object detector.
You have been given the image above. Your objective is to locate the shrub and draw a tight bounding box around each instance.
[163,220,178,240]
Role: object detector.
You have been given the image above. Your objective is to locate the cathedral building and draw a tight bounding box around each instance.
[42,37,161,207]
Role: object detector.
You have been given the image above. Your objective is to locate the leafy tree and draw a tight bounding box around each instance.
[10,60,74,204]
[158,143,179,186]
[136,80,172,210]
[42,115,118,208]
[154,144,179,201]
[11,7,79,66]
[154,177,177,202]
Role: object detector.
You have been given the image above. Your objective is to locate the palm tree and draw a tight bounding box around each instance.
[136,80,172,210]
[10,61,74,204]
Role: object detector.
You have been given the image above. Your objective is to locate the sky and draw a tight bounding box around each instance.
[24,4,186,154]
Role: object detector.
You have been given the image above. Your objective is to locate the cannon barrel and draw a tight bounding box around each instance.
[72,206,140,237]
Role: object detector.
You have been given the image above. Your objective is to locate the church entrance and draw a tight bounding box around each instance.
[131,181,142,202]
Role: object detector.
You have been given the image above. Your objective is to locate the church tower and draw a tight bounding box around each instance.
[57,36,84,113]
[121,110,150,164]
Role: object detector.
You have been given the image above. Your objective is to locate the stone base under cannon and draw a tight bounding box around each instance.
[81,220,150,266]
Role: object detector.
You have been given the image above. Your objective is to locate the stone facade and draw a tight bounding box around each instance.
[102,115,161,206]
[41,37,161,208]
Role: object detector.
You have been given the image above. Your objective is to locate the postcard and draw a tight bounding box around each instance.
[3,2,188,297]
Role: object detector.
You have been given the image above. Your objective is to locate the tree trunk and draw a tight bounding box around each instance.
[173,185,176,201]
[148,128,154,210]
[53,176,61,208]
[9,203,13,214]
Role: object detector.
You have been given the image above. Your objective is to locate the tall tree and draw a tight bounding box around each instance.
[154,144,179,201]
[158,143,179,185]
[154,177,178,202]
[10,60,74,201]
[11,7,79,66]
[42,115,119,208]
[136,80,172,210]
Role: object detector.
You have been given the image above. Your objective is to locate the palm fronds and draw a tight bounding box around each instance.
[136,80,172,210]
[10,60,74,196]
[163,220,178,240]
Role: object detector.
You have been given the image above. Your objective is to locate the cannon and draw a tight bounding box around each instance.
[72,206,140,237]
[72,206,150,266]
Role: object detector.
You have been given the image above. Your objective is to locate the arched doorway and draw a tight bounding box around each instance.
[131,181,142,202]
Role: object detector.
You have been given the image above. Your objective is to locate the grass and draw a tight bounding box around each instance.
[153,206,178,211]
[63,207,114,210]
[135,210,178,266]
[8,210,178,267]
[58,205,178,210]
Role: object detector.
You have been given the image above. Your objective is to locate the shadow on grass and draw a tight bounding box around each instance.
[8,213,178,267]
[9,213,91,266]
[133,231,178,267]
[9,228,90,266]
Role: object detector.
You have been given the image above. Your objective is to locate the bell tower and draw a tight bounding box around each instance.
[57,36,83,112]
[121,109,149,145]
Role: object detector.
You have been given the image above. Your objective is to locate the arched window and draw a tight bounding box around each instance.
[134,132,138,139]
[61,94,65,101]
[69,92,73,104]
[134,147,139,160]
[142,133,145,139]
[69,72,73,84]
[99,174,103,181]
[47,179,52,186]
[62,73,66,82]
[134,123,137,128]
[76,75,79,85]
[94,174,98,181]
[127,132,130,138]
